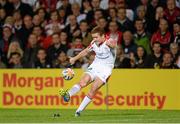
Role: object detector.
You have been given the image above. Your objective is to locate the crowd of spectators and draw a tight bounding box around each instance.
[0,0,180,69]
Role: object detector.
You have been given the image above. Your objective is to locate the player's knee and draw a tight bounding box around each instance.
[78,81,87,88]
[87,92,94,99]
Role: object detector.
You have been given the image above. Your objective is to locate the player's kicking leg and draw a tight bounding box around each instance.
[75,77,104,117]
[59,73,92,102]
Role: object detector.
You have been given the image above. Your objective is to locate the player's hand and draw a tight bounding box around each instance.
[69,57,76,65]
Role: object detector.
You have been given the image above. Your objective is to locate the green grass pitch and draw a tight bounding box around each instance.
[0,109,180,123]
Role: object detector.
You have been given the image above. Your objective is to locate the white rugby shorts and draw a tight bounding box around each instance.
[85,63,112,83]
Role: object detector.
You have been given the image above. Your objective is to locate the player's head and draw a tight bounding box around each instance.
[91,26,105,43]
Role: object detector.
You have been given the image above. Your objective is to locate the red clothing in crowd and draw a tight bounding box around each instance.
[151,30,171,51]
[42,36,53,49]
[39,0,57,11]
[3,39,9,53]
[164,7,180,24]
[151,30,171,45]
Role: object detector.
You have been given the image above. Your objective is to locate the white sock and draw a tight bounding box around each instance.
[76,96,92,113]
[68,84,81,97]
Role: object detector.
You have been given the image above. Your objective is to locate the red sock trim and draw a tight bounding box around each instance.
[87,93,93,99]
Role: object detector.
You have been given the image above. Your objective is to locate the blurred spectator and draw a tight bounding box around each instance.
[9,0,33,17]
[151,18,171,51]
[32,15,41,26]
[67,36,83,57]
[146,0,160,34]
[57,0,82,10]
[135,46,147,68]
[59,31,70,48]
[0,24,14,55]
[8,52,23,68]
[117,8,134,32]
[129,52,136,68]
[155,6,164,22]
[32,26,45,47]
[115,0,134,21]
[35,7,48,27]
[57,0,72,18]
[45,10,64,36]
[38,0,57,12]
[170,43,180,62]
[164,0,180,30]
[53,51,69,68]
[108,0,116,9]
[173,21,180,47]
[107,8,117,22]
[80,0,92,14]
[0,0,14,16]
[4,16,14,26]
[145,42,163,68]
[139,0,148,10]
[86,0,102,24]
[15,15,33,49]
[58,7,67,26]
[160,52,179,68]
[135,5,147,29]
[97,17,108,31]
[89,9,104,28]
[21,0,38,8]
[13,10,22,31]
[79,20,92,47]
[152,6,165,33]
[114,45,126,68]
[106,21,123,46]
[70,2,86,24]
[134,19,151,54]
[63,14,80,41]
[7,40,23,59]
[23,33,40,68]
[122,30,137,57]
[34,48,52,68]
[47,33,68,62]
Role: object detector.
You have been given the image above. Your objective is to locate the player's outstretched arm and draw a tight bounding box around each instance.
[69,47,90,65]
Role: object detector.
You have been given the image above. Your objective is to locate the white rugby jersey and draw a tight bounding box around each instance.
[88,38,116,69]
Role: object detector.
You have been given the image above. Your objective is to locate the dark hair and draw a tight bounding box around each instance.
[52,32,60,36]
[135,45,147,59]
[134,18,144,23]
[173,21,180,25]
[163,52,173,57]
[35,7,48,19]
[109,7,117,13]
[37,48,46,53]
[33,25,43,30]
[98,17,107,22]
[152,41,161,47]
[80,20,88,24]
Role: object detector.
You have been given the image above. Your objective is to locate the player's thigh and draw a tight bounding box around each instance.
[78,73,92,88]
[89,77,104,94]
